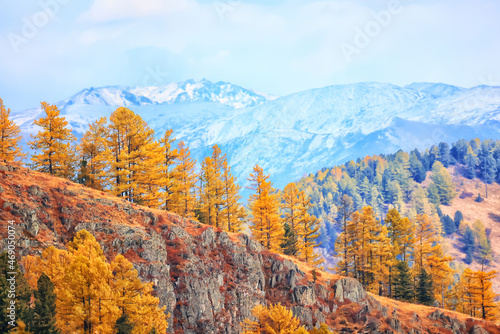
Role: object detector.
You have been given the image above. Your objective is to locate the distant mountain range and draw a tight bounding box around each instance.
[12,79,500,191]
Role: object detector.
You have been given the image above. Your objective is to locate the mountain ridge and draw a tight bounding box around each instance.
[1,160,499,333]
[10,79,500,191]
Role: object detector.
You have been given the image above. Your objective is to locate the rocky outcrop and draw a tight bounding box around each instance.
[1,162,499,334]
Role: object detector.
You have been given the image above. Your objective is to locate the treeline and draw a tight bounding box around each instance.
[0,100,324,267]
[335,204,498,320]
[296,138,500,254]
[0,230,167,334]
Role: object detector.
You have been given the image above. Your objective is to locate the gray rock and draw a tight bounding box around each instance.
[334,277,367,303]
[470,325,489,334]
[292,285,316,306]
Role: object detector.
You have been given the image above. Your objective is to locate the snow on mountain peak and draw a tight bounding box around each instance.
[63,79,270,109]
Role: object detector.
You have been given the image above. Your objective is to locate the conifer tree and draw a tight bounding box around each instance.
[441,214,456,235]
[199,145,224,227]
[386,208,414,262]
[172,141,197,219]
[413,214,436,272]
[30,273,59,334]
[107,107,155,203]
[475,269,498,320]
[221,158,246,232]
[280,223,299,256]
[0,253,32,332]
[248,165,284,252]
[241,303,306,334]
[463,226,475,264]
[60,230,118,333]
[427,250,453,308]
[78,117,109,190]
[416,268,434,306]
[158,129,178,211]
[281,183,303,235]
[134,139,168,208]
[24,231,168,334]
[296,192,323,267]
[0,98,24,162]
[465,149,477,179]
[454,210,463,229]
[110,255,144,316]
[431,161,456,205]
[349,206,387,290]
[393,261,413,302]
[335,195,354,276]
[29,102,76,178]
[114,314,134,334]
[472,220,492,263]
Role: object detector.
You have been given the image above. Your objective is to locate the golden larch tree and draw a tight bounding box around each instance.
[221,158,246,232]
[172,141,197,219]
[0,98,24,162]
[158,129,179,211]
[23,230,168,334]
[78,117,109,190]
[135,140,165,208]
[241,303,307,334]
[199,145,224,227]
[110,254,168,334]
[334,195,355,277]
[296,192,323,267]
[107,107,156,203]
[248,165,284,252]
[385,208,414,297]
[29,102,76,178]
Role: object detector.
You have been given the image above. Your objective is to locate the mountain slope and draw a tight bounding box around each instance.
[1,162,499,333]
[11,80,500,191]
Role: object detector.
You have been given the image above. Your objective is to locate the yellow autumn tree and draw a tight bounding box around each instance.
[0,98,24,162]
[172,141,197,219]
[280,183,303,236]
[106,107,157,203]
[23,230,168,333]
[371,224,393,296]
[241,303,307,334]
[296,192,323,267]
[78,117,109,190]
[413,214,436,273]
[29,102,76,178]
[427,249,454,308]
[110,255,168,334]
[350,206,376,287]
[462,267,498,320]
[335,195,355,277]
[413,214,453,306]
[248,165,284,252]
[135,139,165,208]
[199,145,224,228]
[221,158,246,232]
[385,208,414,297]
[158,129,179,211]
[280,183,323,266]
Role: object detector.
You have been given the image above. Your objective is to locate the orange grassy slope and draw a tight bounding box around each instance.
[0,161,499,333]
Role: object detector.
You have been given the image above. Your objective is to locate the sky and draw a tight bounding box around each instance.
[1,0,500,111]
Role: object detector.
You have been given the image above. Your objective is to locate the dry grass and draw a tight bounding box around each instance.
[439,166,500,289]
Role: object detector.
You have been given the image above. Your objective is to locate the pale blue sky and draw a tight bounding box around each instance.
[1,0,499,111]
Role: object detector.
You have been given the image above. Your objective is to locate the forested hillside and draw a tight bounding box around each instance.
[297,139,499,251]
[2,96,500,331]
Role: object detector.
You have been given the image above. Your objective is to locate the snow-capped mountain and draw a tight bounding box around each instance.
[60,79,272,109]
[11,80,500,192]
